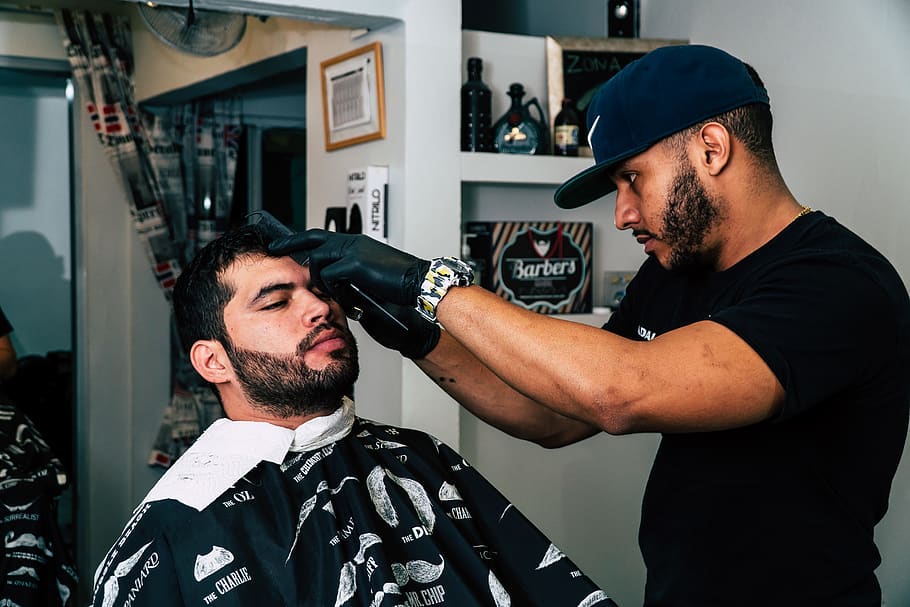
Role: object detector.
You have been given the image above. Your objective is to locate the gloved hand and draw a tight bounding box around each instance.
[269,229,429,308]
[338,284,440,359]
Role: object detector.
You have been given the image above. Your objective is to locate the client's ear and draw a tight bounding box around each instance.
[189,340,232,385]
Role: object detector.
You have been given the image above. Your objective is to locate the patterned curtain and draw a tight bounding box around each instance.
[56,10,242,468]
[148,100,242,468]
[57,10,184,292]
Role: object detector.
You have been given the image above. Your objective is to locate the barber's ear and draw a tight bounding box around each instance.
[189,340,232,385]
[698,122,731,176]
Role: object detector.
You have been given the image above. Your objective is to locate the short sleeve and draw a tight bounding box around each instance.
[709,254,903,419]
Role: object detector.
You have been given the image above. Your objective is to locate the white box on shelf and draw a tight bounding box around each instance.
[347,165,389,242]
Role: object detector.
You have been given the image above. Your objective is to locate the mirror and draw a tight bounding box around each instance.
[0,63,77,579]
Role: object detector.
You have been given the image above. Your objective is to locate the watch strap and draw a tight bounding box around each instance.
[417,257,474,322]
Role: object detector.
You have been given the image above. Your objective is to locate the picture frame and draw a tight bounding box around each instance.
[321,41,386,151]
[545,37,687,155]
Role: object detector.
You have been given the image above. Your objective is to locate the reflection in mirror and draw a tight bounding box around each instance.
[0,64,79,600]
[228,66,307,230]
[261,127,307,231]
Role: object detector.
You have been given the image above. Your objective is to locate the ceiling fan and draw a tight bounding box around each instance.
[137,0,247,57]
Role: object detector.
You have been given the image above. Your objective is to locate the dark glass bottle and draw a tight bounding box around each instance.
[460,57,494,152]
[492,83,547,155]
[553,98,580,157]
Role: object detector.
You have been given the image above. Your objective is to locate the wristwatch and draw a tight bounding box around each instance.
[417,256,475,322]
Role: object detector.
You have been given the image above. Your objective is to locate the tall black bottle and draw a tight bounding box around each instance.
[461,57,494,152]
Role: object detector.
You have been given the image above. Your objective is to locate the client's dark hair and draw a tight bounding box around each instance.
[173,225,271,355]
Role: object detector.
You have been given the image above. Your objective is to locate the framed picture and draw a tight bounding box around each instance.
[321,41,386,151]
[545,37,686,155]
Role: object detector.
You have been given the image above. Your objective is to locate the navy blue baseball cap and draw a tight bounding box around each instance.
[554,44,770,209]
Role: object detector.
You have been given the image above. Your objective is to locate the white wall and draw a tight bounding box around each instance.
[71,79,173,599]
[133,14,316,103]
[0,10,65,62]
[303,3,463,445]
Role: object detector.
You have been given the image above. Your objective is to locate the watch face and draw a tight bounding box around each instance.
[442,257,474,283]
[448,258,473,273]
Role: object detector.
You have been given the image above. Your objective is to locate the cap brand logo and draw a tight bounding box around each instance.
[587,115,600,149]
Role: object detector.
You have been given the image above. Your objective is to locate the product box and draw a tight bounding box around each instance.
[463,221,593,314]
[347,165,388,242]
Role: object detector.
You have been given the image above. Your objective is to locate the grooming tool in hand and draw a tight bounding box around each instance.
[247,210,310,266]
[247,211,407,331]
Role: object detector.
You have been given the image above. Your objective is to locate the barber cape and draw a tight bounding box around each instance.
[89,398,617,607]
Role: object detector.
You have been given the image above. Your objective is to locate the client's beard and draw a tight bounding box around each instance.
[223,323,360,419]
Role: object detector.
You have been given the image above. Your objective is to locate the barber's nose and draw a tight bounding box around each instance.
[614,190,641,231]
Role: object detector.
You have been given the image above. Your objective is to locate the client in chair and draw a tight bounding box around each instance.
[88,223,616,607]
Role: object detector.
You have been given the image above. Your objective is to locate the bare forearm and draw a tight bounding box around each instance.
[433,285,643,434]
[432,285,785,436]
[415,331,598,447]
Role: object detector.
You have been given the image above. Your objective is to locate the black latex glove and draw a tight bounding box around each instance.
[269,229,430,307]
[338,284,440,360]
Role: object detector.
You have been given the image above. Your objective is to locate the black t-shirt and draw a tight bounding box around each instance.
[606,212,910,606]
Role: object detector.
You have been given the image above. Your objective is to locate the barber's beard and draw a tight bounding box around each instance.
[223,323,360,419]
[661,161,723,272]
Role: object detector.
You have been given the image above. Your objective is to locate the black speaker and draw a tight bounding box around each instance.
[608,0,639,38]
[346,204,363,235]
[324,207,348,233]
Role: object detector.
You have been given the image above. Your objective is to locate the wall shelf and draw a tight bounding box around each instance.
[461,152,594,185]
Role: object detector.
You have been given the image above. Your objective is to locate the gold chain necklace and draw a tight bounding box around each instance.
[792,205,812,223]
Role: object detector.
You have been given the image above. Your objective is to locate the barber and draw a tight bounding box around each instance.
[272,44,910,606]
